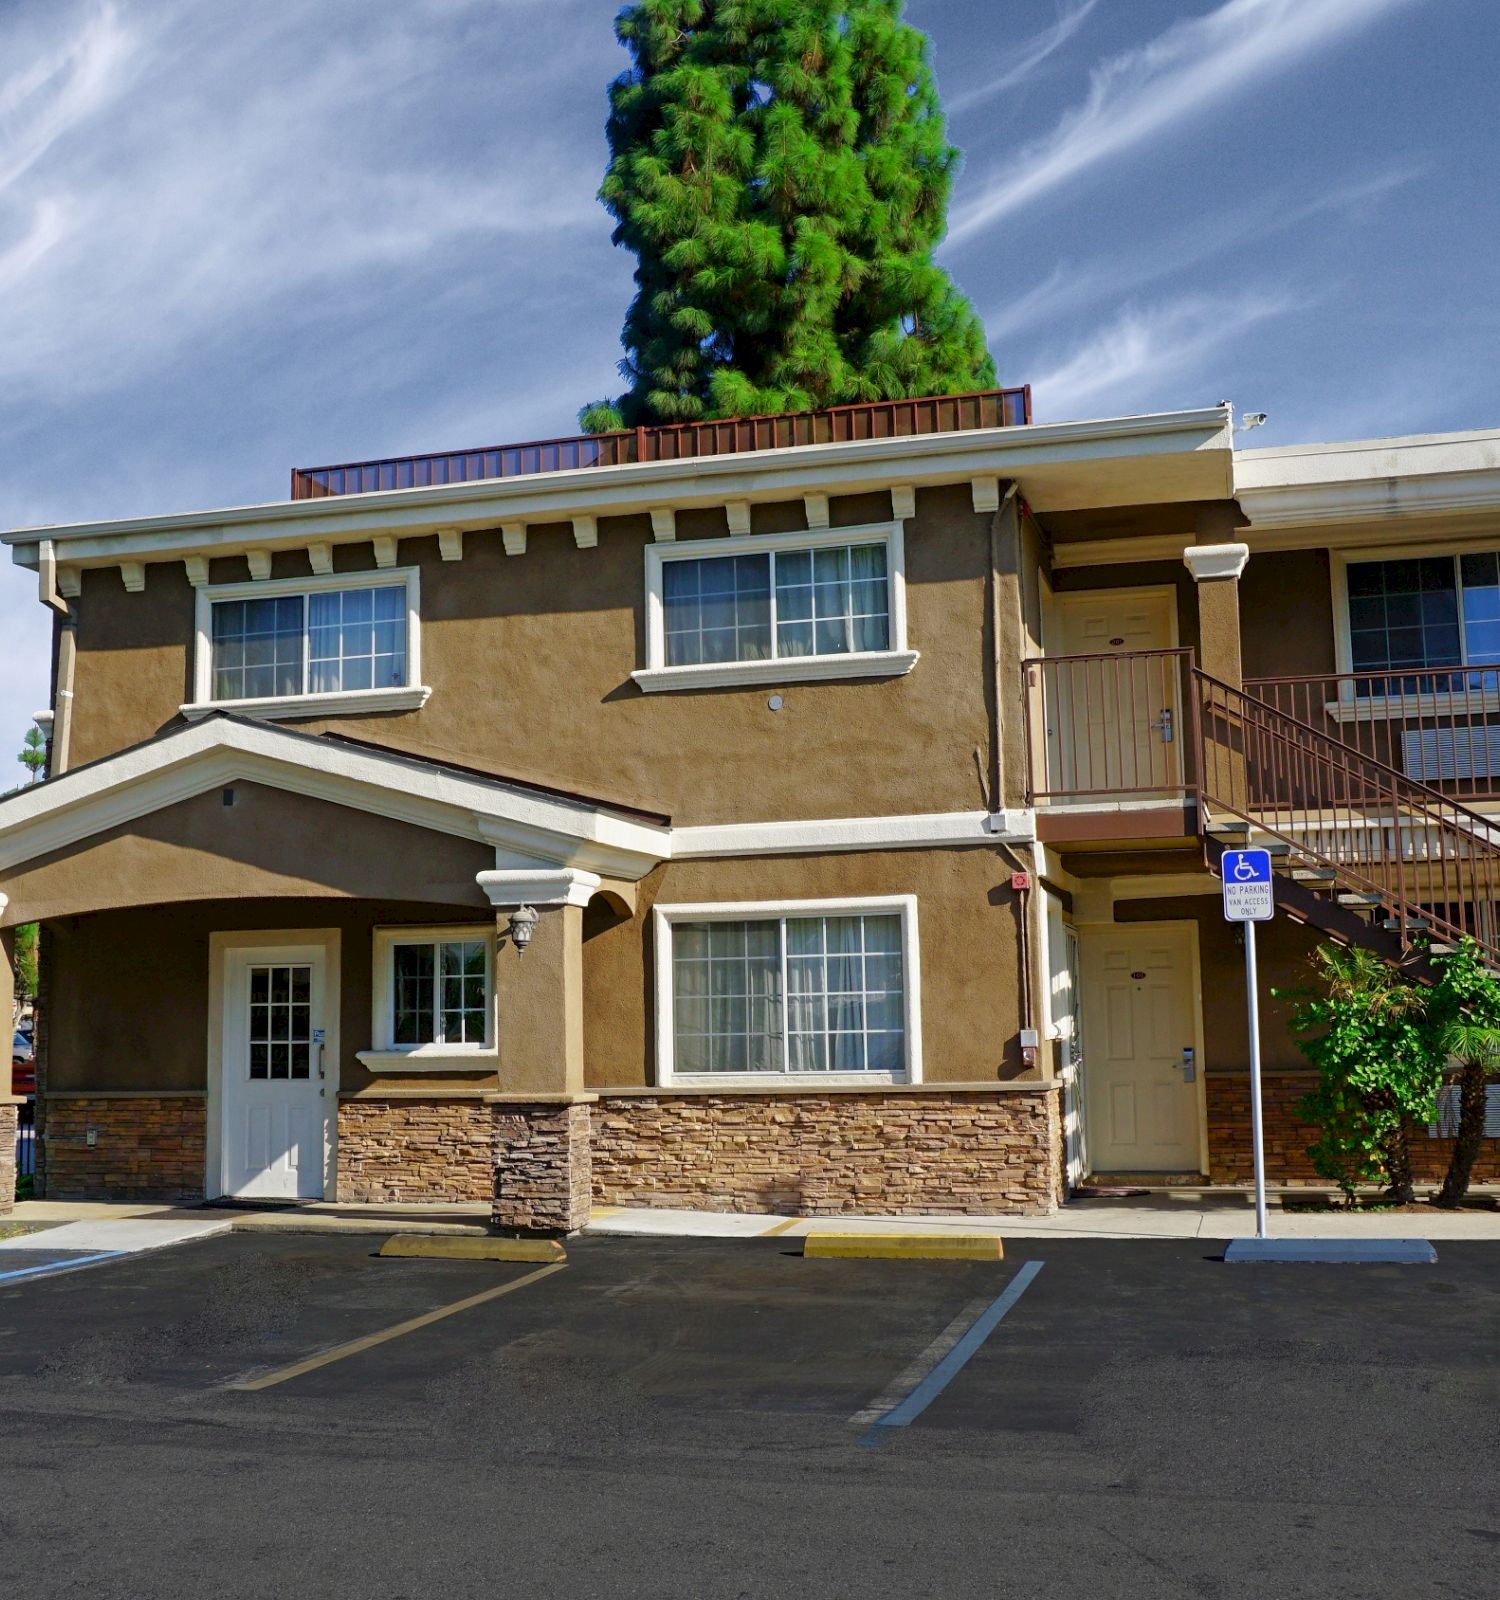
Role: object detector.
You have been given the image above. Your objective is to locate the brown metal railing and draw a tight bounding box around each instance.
[290,386,1032,500]
[1245,667,1500,804]
[1197,671,1500,964]
[1022,648,1198,801]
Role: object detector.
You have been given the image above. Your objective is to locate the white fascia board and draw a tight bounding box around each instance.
[671,810,1023,858]
[4,408,1232,572]
[1235,428,1500,529]
[0,718,671,877]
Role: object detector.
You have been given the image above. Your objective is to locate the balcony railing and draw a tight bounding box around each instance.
[1245,668,1500,805]
[1022,648,1198,802]
[289,386,1032,500]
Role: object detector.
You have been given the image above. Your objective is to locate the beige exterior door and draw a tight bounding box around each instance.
[1051,588,1180,796]
[1079,923,1202,1172]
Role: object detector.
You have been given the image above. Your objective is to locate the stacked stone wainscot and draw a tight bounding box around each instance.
[43,1094,206,1203]
[0,1100,17,1215]
[591,1088,1064,1216]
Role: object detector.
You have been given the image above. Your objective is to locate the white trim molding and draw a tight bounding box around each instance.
[652,893,922,1090]
[0,715,671,879]
[360,923,498,1072]
[1182,542,1249,582]
[634,519,916,694]
[672,810,1007,858]
[476,867,602,908]
[187,564,425,721]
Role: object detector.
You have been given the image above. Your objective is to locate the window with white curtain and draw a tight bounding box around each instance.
[636,523,917,691]
[657,899,918,1082]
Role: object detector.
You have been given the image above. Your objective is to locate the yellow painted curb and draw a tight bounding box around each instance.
[378,1235,565,1263]
[802,1233,1003,1261]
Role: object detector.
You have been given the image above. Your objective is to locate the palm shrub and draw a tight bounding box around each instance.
[582,0,995,430]
[1422,938,1500,1208]
[1278,944,1444,1205]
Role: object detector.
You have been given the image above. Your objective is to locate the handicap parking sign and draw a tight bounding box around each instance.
[1221,848,1274,922]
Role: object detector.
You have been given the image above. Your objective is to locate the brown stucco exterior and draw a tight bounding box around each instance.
[64,486,999,826]
[583,845,1027,1088]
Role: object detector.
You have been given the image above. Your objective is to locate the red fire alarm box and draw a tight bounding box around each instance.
[1010,871,1031,892]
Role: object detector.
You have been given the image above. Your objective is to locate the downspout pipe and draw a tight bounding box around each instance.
[37,540,76,778]
[987,483,1038,1064]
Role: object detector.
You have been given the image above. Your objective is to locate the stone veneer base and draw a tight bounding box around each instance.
[1206,1072,1500,1186]
[591,1090,1065,1216]
[42,1096,206,1203]
[0,1104,16,1215]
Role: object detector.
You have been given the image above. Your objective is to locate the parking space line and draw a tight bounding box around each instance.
[758,1217,804,1237]
[858,1259,1044,1444]
[226,1261,567,1392]
[0,1251,125,1285]
[851,1296,993,1424]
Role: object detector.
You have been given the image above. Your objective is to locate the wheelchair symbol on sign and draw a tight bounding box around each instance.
[1233,857,1258,880]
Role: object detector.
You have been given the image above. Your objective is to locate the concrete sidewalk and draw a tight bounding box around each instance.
[587,1194,1500,1242]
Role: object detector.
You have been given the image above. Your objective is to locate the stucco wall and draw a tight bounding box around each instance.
[583,845,1027,1088]
[64,486,997,826]
[2,782,494,927]
[43,896,496,1097]
[1239,548,1336,680]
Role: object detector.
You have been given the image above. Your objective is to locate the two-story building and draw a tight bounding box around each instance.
[2,394,1497,1223]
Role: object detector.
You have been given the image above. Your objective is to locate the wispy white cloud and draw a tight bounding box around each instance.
[1030,289,1299,420]
[948,0,1416,244]
[982,163,1421,341]
[946,0,1098,112]
[0,0,604,407]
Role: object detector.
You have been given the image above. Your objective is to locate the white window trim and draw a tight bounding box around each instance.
[184,565,430,722]
[1329,543,1500,721]
[633,521,917,693]
[652,894,922,1088]
[358,924,498,1073]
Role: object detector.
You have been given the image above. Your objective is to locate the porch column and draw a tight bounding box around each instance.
[483,869,596,1233]
[1183,539,1249,689]
[1184,542,1251,814]
[0,914,17,1215]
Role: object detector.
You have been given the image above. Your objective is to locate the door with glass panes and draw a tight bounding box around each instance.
[221,945,327,1199]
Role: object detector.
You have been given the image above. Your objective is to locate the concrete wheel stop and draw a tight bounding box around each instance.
[1224,1238,1437,1264]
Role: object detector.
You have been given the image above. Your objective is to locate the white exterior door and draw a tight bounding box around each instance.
[1080,924,1202,1172]
[221,946,328,1199]
[1052,589,1180,796]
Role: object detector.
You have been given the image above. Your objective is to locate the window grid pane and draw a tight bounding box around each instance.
[662,541,891,667]
[672,913,904,1077]
[1347,556,1462,680]
[247,963,313,1080]
[211,584,406,701]
[439,941,488,1044]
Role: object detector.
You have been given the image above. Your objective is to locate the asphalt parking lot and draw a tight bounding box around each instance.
[1,1232,1496,1599]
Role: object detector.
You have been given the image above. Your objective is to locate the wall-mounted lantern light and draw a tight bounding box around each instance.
[507,904,539,955]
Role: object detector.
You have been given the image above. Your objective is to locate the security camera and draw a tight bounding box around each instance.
[1237,412,1268,431]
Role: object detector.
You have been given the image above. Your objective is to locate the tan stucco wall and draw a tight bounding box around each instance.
[582,845,1027,1088]
[64,486,997,825]
[1239,547,1336,679]
[44,897,496,1096]
[1,782,493,927]
[1112,894,1322,1074]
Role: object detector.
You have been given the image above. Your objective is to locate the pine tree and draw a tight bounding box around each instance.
[581,0,995,431]
[17,725,46,784]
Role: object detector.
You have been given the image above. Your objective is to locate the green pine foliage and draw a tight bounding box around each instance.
[582,0,996,431]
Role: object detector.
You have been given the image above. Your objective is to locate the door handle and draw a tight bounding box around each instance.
[1155,707,1174,743]
[1177,1046,1196,1083]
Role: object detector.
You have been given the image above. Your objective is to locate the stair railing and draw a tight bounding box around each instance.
[1194,670,1500,966]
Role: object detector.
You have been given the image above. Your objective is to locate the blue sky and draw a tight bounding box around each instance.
[2,0,1496,759]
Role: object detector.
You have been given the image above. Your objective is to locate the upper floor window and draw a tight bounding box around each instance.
[636,522,917,692]
[187,566,430,722]
[1347,554,1500,677]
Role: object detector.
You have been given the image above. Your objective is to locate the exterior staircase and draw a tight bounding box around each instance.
[1196,671,1500,970]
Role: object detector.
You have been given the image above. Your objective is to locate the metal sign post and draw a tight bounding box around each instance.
[1221,848,1274,1240]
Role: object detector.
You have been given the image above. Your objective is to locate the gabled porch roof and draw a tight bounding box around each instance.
[0,714,672,890]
